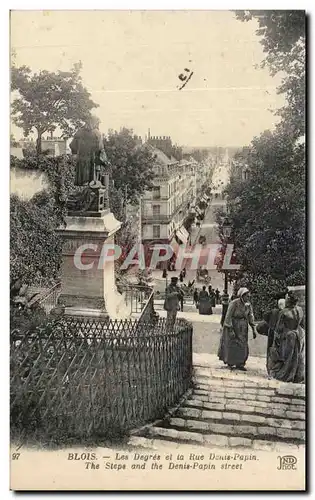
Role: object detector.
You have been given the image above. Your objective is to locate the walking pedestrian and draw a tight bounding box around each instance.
[164,276,183,330]
[218,287,257,371]
[178,284,185,312]
[210,289,216,308]
[215,288,220,305]
[193,288,199,309]
[220,290,229,326]
[198,286,212,315]
[257,297,286,371]
[267,292,305,383]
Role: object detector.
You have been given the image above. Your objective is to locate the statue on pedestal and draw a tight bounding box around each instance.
[67,116,111,214]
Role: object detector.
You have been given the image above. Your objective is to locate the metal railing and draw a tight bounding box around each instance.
[29,283,61,314]
[31,282,61,314]
[10,316,193,444]
[30,283,154,321]
[118,284,153,315]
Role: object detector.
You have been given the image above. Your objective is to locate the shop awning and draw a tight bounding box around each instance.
[175,226,189,245]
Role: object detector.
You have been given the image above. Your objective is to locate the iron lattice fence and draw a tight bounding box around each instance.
[11,315,193,444]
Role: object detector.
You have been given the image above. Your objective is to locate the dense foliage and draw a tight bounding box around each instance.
[235,10,305,138]
[10,193,61,287]
[223,130,305,278]
[104,128,156,205]
[218,11,306,316]
[11,62,98,153]
[103,128,157,259]
[10,154,77,291]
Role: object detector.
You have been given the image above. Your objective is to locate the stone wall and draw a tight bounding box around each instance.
[10,167,49,200]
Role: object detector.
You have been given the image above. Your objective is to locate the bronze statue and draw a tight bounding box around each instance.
[67,117,111,214]
[69,116,107,186]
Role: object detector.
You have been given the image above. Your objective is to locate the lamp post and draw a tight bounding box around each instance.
[220,215,232,327]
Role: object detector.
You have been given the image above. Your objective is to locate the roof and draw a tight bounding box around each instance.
[188,156,198,164]
[144,143,177,166]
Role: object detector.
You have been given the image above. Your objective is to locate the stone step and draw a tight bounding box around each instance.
[169,415,305,443]
[193,374,306,397]
[142,426,304,452]
[174,407,305,430]
[194,379,306,395]
[183,397,305,421]
[192,388,305,411]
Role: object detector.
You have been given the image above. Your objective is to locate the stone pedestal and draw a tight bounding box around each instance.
[56,208,121,317]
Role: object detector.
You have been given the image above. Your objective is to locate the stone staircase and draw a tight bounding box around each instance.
[129,355,305,452]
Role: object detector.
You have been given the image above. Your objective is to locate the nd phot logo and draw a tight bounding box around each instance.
[277,455,297,470]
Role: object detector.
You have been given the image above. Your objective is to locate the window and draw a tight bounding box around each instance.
[152,186,161,199]
[152,205,160,216]
[153,225,160,239]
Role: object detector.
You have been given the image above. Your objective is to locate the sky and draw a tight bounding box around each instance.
[10,10,285,148]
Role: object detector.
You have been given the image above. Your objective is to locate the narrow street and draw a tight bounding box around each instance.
[152,193,268,358]
[187,198,226,292]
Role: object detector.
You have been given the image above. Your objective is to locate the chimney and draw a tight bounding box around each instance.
[148,128,151,140]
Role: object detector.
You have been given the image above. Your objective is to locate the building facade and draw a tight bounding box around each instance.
[41,135,68,156]
[140,145,195,267]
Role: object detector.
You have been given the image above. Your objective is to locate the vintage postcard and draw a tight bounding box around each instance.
[10,9,306,491]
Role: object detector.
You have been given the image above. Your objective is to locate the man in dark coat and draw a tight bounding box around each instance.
[164,277,183,330]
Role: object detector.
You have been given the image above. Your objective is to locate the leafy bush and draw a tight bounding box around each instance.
[236,273,288,320]
[10,154,78,291]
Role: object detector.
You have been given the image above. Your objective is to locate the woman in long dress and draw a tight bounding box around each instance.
[268,292,305,383]
[198,286,212,315]
[257,298,285,372]
[218,287,257,371]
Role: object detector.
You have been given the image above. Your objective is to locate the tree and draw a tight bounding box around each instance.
[11,63,98,154]
[190,149,208,163]
[217,128,305,317]
[223,11,306,316]
[104,128,156,206]
[235,10,305,138]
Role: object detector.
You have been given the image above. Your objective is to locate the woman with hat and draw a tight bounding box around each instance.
[218,287,257,371]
